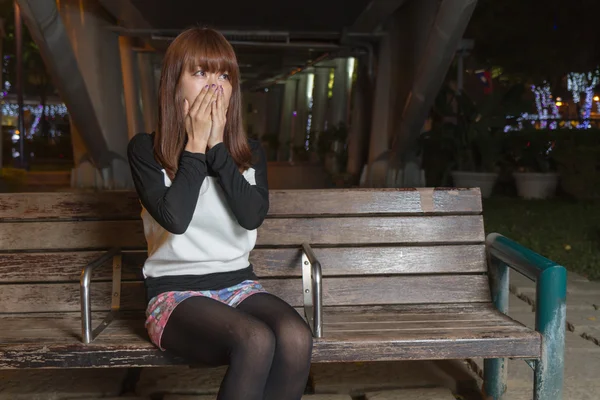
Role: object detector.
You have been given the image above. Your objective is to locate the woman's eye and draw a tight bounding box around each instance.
[219,73,230,80]
[194,70,206,77]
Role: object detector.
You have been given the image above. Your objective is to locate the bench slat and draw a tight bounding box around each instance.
[0,303,507,332]
[0,315,527,341]
[0,245,487,283]
[0,191,142,220]
[0,216,484,251]
[0,189,482,220]
[0,333,540,368]
[0,275,491,313]
[0,304,539,368]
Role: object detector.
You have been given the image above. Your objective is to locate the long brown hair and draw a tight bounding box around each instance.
[155,27,252,180]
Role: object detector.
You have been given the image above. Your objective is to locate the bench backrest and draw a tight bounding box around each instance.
[0,188,489,315]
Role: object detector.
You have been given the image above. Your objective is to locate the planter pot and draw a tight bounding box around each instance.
[451,171,498,198]
[513,172,559,199]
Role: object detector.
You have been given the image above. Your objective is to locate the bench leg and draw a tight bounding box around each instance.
[484,257,509,399]
[533,266,566,400]
[484,358,506,399]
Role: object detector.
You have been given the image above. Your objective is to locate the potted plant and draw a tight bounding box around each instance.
[310,123,349,175]
[507,129,559,199]
[422,84,517,197]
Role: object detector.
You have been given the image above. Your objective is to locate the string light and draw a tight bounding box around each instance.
[568,70,599,129]
[1,103,69,137]
[531,82,558,130]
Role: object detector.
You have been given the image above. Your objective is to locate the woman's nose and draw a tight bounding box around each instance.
[207,75,218,86]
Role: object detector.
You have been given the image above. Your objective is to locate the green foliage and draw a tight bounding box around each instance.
[484,197,600,280]
[308,123,349,171]
[421,84,527,183]
[505,130,556,173]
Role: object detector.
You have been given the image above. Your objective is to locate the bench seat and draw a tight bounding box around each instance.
[0,303,540,368]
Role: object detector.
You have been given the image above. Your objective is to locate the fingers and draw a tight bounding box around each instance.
[216,86,226,118]
[211,86,226,121]
[189,85,208,115]
[183,99,190,116]
[198,85,219,115]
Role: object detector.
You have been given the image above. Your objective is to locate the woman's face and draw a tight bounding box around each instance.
[179,66,232,113]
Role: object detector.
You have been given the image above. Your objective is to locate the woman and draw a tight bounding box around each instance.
[127,27,313,400]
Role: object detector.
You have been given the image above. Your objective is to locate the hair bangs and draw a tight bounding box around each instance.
[183,30,238,78]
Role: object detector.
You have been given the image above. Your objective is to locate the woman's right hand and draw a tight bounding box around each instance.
[184,84,218,153]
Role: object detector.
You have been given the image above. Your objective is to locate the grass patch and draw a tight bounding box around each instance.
[483,197,600,280]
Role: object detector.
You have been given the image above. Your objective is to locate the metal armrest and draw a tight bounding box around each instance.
[485,233,566,400]
[301,242,323,338]
[80,247,122,344]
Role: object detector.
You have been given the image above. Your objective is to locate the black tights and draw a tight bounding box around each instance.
[161,292,313,400]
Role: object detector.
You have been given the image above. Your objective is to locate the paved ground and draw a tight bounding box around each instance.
[1,269,598,399]
[467,270,600,400]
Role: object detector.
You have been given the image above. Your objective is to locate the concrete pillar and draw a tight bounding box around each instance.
[292,73,309,151]
[330,58,351,127]
[278,78,297,161]
[57,0,133,188]
[70,118,86,166]
[18,0,132,189]
[391,0,444,188]
[310,66,329,146]
[392,0,438,132]
[137,51,157,133]
[346,59,372,179]
[265,84,283,137]
[366,32,394,187]
[365,0,439,187]
[119,36,143,139]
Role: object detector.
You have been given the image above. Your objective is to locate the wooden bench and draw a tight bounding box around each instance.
[0,188,566,399]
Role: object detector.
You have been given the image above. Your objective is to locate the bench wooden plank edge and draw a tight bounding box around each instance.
[0,245,489,283]
[0,188,482,220]
[0,335,539,369]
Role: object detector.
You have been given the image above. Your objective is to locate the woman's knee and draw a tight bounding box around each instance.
[276,315,314,356]
[233,319,276,361]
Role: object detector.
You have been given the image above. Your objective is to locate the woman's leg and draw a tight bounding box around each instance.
[237,292,314,400]
[160,295,276,400]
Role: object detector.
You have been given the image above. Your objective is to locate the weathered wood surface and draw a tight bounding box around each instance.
[0,251,148,282]
[1,189,541,370]
[1,220,147,251]
[0,245,487,283]
[0,304,524,339]
[0,188,482,220]
[1,216,484,251]
[0,304,540,368]
[0,191,142,220]
[0,275,491,313]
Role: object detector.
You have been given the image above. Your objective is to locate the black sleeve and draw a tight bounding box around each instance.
[206,140,269,230]
[127,133,208,235]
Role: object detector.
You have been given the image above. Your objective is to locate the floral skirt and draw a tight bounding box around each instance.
[145,279,267,350]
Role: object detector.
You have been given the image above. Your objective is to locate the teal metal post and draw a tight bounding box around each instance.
[484,257,509,399]
[486,233,566,400]
[534,266,566,400]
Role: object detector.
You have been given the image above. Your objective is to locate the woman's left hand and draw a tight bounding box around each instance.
[208,85,226,148]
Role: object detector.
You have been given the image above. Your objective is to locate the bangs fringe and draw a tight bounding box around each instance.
[183,30,238,76]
